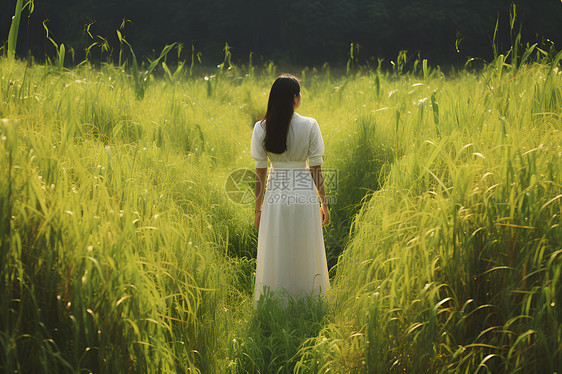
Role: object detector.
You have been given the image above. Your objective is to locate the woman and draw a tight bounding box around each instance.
[251,74,330,307]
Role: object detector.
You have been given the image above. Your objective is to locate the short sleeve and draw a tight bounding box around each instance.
[251,121,268,168]
[308,120,324,166]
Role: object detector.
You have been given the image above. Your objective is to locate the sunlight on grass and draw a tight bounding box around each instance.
[0,39,561,372]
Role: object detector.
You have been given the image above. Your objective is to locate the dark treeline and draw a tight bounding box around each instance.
[1,0,561,68]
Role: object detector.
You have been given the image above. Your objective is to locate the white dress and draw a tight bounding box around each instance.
[250,112,330,306]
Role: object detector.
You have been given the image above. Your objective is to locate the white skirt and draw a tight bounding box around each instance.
[254,160,330,306]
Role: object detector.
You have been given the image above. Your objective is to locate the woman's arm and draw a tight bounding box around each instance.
[254,167,268,228]
[309,165,329,226]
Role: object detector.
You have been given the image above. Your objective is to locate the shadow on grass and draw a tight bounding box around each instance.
[228,291,329,373]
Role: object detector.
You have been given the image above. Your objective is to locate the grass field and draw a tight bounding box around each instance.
[1,39,561,373]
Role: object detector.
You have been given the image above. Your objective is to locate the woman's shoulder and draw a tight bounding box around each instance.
[292,112,317,127]
[253,120,266,131]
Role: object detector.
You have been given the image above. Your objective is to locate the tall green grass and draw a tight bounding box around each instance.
[296,62,562,373]
[1,21,561,372]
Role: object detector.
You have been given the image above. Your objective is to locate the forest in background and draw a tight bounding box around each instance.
[1,0,561,68]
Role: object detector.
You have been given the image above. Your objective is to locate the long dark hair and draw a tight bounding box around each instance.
[262,74,300,154]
